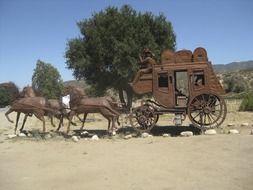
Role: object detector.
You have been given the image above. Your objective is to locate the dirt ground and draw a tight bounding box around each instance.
[0,109,253,190]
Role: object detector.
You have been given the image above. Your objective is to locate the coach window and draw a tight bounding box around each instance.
[158,73,168,88]
[193,70,205,87]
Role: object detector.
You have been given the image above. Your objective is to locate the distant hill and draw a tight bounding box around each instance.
[213,60,253,73]
[63,80,88,89]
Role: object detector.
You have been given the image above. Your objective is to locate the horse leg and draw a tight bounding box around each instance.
[111,116,116,133]
[116,115,120,126]
[65,111,77,126]
[67,111,75,134]
[34,112,46,133]
[56,114,64,131]
[108,117,111,133]
[42,118,46,133]
[5,108,14,123]
[20,114,28,132]
[99,109,109,133]
[50,116,56,128]
[14,112,21,134]
[80,113,88,131]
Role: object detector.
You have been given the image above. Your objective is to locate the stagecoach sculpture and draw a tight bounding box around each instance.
[1,46,227,135]
[128,47,227,132]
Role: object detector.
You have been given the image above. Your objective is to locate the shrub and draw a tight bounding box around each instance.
[223,75,248,93]
[239,92,253,111]
[0,87,11,108]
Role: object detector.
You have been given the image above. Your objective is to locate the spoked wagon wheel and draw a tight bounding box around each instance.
[188,93,227,130]
[129,104,159,133]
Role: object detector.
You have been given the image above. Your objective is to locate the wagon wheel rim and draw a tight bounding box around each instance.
[188,93,227,129]
[144,102,160,124]
[129,105,158,132]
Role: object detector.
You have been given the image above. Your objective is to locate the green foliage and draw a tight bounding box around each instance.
[239,92,253,111]
[223,75,248,93]
[224,92,248,99]
[65,5,176,96]
[0,87,11,108]
[32,60,64,99]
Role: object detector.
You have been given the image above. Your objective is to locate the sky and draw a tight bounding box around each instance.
[0,0,252,88]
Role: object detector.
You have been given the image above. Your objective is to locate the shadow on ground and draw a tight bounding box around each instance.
[13,124,202,140]
[72,124,202,138]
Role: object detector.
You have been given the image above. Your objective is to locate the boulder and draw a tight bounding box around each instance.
[227,123,235,127]
[72,136,79,142]
[112,131,117,136]
[180,131,193,137]
[204,129,217,135]
[241,123,249,127]
[18,133,26,137]
[141,132,149,138]
[124,134,132,140]
[162,133,170,137]
[8,134,17,139]
[250,130,253,135]
[44,134,52,139]
[91,135,99,141]
[81,131,89,135]
[229,129,239,134]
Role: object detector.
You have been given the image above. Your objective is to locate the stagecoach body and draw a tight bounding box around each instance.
[129,47,227,132]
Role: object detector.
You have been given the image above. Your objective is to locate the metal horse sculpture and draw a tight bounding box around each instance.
[20,86,69,129]
[5,86,60,134]
[64,86,120,134]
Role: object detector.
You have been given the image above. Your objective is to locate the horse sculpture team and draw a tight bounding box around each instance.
[1,82,121,135]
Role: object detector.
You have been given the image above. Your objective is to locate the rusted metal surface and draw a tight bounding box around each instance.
[129,47,227,132]
[64,86,120,134]
[5,86,61,134]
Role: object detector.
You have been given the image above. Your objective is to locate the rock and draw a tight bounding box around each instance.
[141,132,149,138]
[18,133,26,137]
[45,134,52,139]
[163,133,170,137]
[241,123,249,127]
[204,129,217,135]
[227,123,235,127]
[91,135,99,141]
[81,131,90,137]
[124,134,132,140]
[81,131,89,135]
[180,131,193,137]
[250,130,253,135]
[8,134,17,139]
[112,131,116,136]
[72,136,79,142]
[229,129,239,134]
[148,134,153,138]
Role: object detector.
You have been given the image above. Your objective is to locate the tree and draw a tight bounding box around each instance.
[0,87,11,108]
[32,60,63,99]
[65,5,176,109]
[223,75,248,93]
[0,82,19,107]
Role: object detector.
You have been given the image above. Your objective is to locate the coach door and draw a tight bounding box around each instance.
[174,70,189,107]
[153,69,175,108]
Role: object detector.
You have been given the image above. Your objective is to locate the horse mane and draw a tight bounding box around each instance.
[22,86,41,97]
[64,85,86,96]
